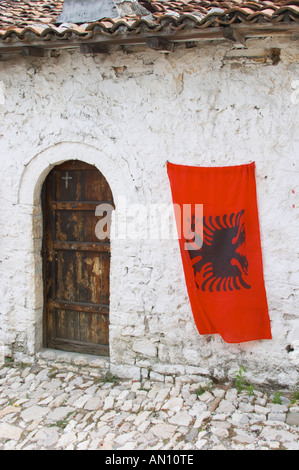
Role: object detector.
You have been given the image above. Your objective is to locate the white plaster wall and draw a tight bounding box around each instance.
[0,38,298,387]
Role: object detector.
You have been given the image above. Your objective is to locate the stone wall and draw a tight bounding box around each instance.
[0,37,298,387]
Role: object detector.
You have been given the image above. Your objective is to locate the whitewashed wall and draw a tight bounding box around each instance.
[0,37,298,387]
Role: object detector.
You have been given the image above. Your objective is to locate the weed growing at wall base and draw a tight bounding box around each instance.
[272,391,283,405]
[235,366,255,396]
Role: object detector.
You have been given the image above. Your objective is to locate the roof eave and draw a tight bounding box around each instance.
[0,21,298,55]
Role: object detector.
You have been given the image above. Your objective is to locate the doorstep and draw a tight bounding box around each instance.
[36,348,110,375]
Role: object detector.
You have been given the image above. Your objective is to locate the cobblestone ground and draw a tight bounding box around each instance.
[0,353,298,451]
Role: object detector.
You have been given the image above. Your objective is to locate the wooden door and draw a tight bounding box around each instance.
[42,160,113,356]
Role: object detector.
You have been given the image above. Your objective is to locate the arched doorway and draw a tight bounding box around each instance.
[42,160,113,356]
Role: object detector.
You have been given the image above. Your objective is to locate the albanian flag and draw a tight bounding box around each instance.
[167,161,272,343]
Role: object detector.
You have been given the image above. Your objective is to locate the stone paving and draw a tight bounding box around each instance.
[0,351,298,451]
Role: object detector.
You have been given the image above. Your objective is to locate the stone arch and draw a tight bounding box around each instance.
[17,141,135,356]
[18,141,132,206]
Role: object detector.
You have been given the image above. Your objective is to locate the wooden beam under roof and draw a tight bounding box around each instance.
[21,46,49,57]
[80,44,109,54]
[0,24,298,55]
[223,27,247,47]
[146,36,174,52]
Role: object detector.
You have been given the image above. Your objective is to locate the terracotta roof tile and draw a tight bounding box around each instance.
[0,0,298,41]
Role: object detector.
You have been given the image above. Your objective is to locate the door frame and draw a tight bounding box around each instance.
[17,142,135,362]
[41,159,113,356]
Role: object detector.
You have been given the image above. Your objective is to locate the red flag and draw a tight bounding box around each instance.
[167,161,272,343]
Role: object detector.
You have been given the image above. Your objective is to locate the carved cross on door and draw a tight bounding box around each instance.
[62,171,72,189]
